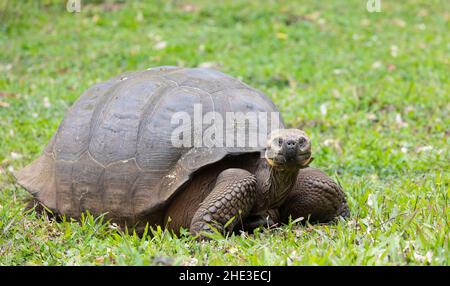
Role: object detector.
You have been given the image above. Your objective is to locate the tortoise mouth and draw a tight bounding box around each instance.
[298,151,312,166]
[266,151,312,169]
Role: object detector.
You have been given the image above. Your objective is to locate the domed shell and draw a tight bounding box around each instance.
[15,66,284,225]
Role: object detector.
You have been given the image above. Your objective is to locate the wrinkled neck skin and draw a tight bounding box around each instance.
[253,159,300,212]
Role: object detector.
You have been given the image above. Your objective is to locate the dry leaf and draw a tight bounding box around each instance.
[395,114,408,128]
[43,97,51,108]
[198,62,221,69]
[136,11,144,22]
[366,113,377,121]
[361,19,370,26]
[392,19,406,27]
[183,257,198,266]
[387,63,396,72]
[416,146,433,153]
[0,91,17,98]
[0,64,12,72]
[10,152,22,160]
[323,138,342,154]
[390,45,398,57]
[418,9,428,17]
[305,12,321,21]
[417,23,426,30]
[182,4,198,12]
[276,32,288,40]
[372,61,383,69]
[154,41,167,50]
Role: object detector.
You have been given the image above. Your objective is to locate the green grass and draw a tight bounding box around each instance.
[0,0,449,265]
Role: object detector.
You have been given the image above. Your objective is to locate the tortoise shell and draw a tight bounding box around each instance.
[15,66,284,226]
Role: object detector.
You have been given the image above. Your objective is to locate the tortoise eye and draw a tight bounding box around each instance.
[276,138,283,147]
[272,137,283,147]
[298,137,306,145]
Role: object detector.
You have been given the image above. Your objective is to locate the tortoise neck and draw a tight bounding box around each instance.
[267,165,299,208]
[253,159,299,211]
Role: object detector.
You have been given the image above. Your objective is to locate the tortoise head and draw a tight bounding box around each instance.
[265,129,312,170]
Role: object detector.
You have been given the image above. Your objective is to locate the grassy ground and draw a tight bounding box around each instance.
[0,0,448,265]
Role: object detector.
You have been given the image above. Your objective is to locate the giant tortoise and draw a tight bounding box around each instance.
[15,66,349,236]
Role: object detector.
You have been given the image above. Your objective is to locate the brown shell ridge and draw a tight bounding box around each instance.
[86,80,136,160]
[88,73,180,166]
[133,83,178,166]
[52,79,118,160]
[76,155,106,216]
[161,74,234,97]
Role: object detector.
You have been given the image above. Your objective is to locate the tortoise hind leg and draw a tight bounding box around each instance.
[190,168,257,237]
[279,167,349,224]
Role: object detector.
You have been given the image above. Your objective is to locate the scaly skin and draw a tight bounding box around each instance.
[190,169,257,236]
[279,167,349,223]
[241,168,349,231]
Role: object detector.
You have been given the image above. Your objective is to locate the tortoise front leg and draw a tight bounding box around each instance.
[279,167,350,224]
[190,168,257,237]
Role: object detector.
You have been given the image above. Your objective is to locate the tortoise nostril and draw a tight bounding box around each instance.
[286,139,297,148]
